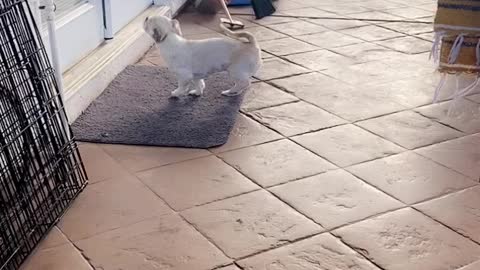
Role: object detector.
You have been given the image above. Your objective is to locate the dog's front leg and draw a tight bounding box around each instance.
[171,78,192,97]
[188,79,206,96]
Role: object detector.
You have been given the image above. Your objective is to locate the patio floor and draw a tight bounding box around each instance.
[20,0,480,269]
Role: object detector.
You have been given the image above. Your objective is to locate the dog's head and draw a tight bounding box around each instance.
[143,15,182,42]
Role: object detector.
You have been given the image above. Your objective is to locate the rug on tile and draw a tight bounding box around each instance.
[72,65,244,148]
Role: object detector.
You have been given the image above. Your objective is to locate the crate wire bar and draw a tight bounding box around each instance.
[0,0,88,269]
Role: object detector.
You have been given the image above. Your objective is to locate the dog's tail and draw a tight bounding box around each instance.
[219,23,257,45]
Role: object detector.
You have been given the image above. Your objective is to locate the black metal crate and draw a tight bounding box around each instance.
[0,1,88,269]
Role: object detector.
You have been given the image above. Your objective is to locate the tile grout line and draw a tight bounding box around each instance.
[177,212,236,264]
[238,111,341,167]
[129,171,237,264]
[239,111,410,174]
[412,134,480,182]
[213,151,327,228]
[410,206,480,247]
[412,185,480,208]
[56,227,98,270]
[347,163,479,206]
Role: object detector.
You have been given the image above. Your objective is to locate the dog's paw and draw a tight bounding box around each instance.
[171,89,184,97]
[221,90,242,96]
[188,89,202,96]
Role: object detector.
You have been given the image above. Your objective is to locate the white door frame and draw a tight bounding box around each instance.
[37,0,154,73]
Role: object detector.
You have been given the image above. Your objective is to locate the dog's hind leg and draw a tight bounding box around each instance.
[188,79,206,96]
[222,78,250,96]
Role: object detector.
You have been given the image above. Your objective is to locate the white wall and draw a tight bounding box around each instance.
[154,0,188,15]
[110,0,152,34]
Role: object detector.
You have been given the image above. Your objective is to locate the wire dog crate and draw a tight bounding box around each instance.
[0,0,88,269]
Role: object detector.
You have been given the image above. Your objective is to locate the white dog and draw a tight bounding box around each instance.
[143,15,261,97]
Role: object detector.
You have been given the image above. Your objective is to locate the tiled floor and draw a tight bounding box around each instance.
[21,0,480,269]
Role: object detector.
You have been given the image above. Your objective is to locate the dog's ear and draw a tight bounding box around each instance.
[143,17,149,29]
[171,19,183,36]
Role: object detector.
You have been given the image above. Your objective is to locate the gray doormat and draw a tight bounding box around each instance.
[72,65,244,148]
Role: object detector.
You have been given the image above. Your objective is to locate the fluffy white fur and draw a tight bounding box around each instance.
[143,15,261,97]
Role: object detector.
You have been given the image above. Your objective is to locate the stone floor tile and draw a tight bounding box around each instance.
[341,25,404,41]
[368,77,436,108]
[75,215,230,270]
[219,139,335,187]
[37,227,70,250]
[306,17,370,31]
[185,31,227,40]
[59,176,171,241]
[416,186,480,243]
[273,0,309,11]
[416,2,437,11]
[353,10,406,21]
[244,26,288,41]
[268,20,329,36]
[348,152,476,204]
[416,134,480,180]
[136,156,258,211]
[383,7,434,19]
[331,42,404,63]
[238,233,381,270]
[259,37,319,56]
[359,0,407,10]
[20,243,92,270]
[357,111,463,149]
[249,101,346,137]
[379,22,433,35]
[415,99,480,134]
[416,32,434,41]
[272,72,406,121]
[389,0,432,5]
[333,208,480,270]
[255,57,309,80]
[467,93,480,103]
[284,49,357,71]
[317,4,372,14]
[78,143,129,183]
[100,144,210,172]
[270,170,403,229]
[376,36,432,54]
[209,114,282,153]
[459,260,480,270]
[296,31,363,49]
[181,190,322,258]
[379,53,433,77]
[321,60,408,85]
[282,7,339,17]
[176,19,217,35]
[292,124,404,167]
[241,82,298,112]
[252,13,298,25]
